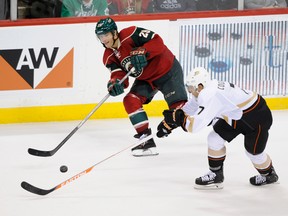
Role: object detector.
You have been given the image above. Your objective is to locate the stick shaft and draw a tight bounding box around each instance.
[53,70,132,150]
[22,134,152,196]
[28,70,133,157]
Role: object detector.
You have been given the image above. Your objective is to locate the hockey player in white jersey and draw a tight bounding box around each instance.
[157,67,279,189]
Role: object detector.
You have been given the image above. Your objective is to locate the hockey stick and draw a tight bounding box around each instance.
[28,69,134,157]
[21,134,152,196]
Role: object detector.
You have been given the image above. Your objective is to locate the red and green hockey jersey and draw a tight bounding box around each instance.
[102,26,175,88]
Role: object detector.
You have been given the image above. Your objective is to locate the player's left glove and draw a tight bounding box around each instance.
[130,47,148,72]
[163,109,188,132]
[156,119,177,138]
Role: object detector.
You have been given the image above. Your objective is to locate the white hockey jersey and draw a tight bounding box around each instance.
[182,79,258,133]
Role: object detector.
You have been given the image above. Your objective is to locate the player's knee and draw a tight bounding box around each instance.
[213,119,238,142]
[207,130,226,150]
[123,93,143,113]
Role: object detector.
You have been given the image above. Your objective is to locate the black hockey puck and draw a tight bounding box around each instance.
[60,165,68,173]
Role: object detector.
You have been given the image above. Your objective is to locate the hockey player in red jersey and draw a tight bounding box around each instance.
[157,67,279,188]
[95,17,187,156]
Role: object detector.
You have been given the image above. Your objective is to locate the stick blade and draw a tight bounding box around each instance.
[21,181,55,196]
[28,148,53,157]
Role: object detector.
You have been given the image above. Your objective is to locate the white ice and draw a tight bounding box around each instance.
[1,110,287,216]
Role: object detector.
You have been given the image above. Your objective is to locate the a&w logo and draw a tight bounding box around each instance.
[17,47,58,70]
[0,47,74,90]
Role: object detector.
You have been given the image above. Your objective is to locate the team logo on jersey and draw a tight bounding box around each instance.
[121,57,143,78]
[0,47,73,91]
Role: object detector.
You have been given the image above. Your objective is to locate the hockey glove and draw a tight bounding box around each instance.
[130,47,148,72]
[163,109,188,132]
[107,79,124,96]
[156,120,177,138]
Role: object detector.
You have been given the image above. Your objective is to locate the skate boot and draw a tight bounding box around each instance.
[250,166,279,186]
[194,169,224,190]
[131,128,159,157]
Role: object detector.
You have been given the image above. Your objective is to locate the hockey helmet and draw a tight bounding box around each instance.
[186,67,210,89]
[95,17,118,35]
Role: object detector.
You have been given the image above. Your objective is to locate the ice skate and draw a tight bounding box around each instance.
[250,166,279,186]
[194,169,224,190]
[131,128,159,157]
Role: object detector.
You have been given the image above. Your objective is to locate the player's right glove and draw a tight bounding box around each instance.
[130,47,148,72]
[156,119,178,138]
[107,79,124,96]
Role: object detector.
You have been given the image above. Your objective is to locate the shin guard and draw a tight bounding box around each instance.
[124,93,149,133]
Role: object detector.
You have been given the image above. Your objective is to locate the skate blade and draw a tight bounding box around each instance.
[194,183,224,190]
[251,181,280,186]
[132,147,159,157]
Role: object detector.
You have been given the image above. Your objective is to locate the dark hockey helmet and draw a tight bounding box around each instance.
[95,17,118,35]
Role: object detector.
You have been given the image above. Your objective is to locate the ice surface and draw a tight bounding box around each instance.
[1,111,287,216]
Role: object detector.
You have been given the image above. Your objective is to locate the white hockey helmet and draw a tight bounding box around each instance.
[186,67,210,89]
